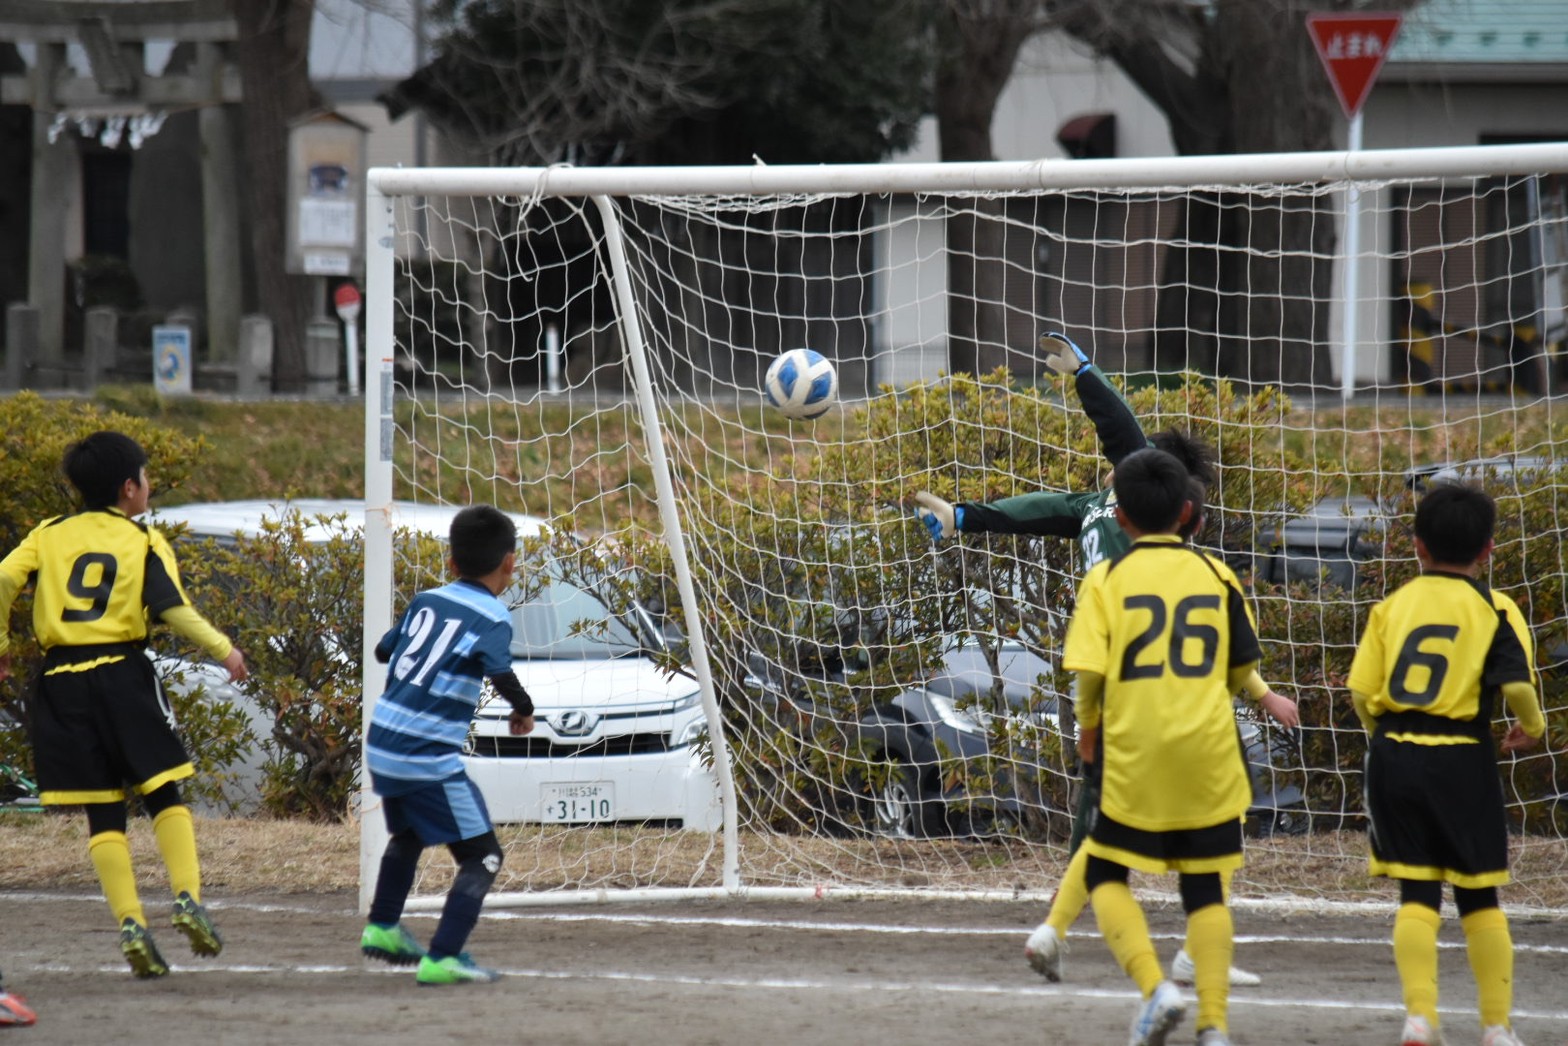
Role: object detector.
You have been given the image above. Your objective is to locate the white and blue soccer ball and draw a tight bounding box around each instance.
[763,348,837,420]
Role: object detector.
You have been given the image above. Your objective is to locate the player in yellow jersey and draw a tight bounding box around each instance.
[915,335,1290,987]
[0,432,248,978]
[1348,483,1544,1046]
[1064,450,1275,1046]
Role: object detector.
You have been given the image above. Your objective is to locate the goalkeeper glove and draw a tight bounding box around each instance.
[1040,332,1090,377]
[913,491,962,541]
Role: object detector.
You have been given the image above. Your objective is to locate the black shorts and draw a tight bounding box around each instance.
[1365,734,1508,887]
[30,652,193,805]
[1085,810,1244,876]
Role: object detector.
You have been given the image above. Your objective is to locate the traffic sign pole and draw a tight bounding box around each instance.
[1307,12,1402,400]
[1340,112,1363,402]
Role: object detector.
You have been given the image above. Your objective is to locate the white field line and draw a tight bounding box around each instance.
[475,908,1568,957]
[5,891,1566,958]
[6,894,1567,1023]
[14,959,1568,1024]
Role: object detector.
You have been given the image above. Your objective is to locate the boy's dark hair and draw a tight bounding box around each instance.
[1414,481,1495,565]
[1178,476,1208,539]
[64,431,148,510]
[1113,448,1191,533]
[449,505,518,579]
[1148,428,1218,489]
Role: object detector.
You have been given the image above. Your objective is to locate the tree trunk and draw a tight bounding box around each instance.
[233,0,318,393]
[0,45,31,325]
[934,3,1032,376]
[1213,0,1340,387]
[1153,195,1223,375]
[1141,0,1343,388]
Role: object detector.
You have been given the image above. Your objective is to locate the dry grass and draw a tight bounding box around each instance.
[5,815,1565,914]
[0,813,360,894]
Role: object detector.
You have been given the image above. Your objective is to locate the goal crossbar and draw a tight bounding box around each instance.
[368,141,1568,199]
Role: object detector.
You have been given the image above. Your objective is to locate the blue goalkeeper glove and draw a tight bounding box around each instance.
[913,491,963,541]
[1040,332,1090,376]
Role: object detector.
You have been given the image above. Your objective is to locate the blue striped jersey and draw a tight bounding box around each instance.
[366,579,514,796]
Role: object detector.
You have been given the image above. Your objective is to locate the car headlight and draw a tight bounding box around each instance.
[928,694,985,735]
[670,687,702,712]
[676,717,708,747]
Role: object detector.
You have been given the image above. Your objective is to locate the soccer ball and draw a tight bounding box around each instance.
[763,348,837,420]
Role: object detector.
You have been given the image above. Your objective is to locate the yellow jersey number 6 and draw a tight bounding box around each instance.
[1389,624,1457,707]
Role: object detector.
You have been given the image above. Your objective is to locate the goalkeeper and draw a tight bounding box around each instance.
[912,333,1297,988]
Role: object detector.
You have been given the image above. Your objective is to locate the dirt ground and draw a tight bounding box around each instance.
[1,890,1564,1045]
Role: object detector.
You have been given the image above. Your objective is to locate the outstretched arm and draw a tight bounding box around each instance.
[1042,333,1147,468]
[912,489,1089,540]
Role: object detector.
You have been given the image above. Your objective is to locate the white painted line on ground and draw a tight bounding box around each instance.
[499,967,1568,1023]
[475,908,1568,956]
[22,957,1563,1025]
[3,892,1564,957]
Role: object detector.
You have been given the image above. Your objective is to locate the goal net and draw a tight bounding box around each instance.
[363,144,1568,914]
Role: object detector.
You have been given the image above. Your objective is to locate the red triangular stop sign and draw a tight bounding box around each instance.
[1307,12,1404,120]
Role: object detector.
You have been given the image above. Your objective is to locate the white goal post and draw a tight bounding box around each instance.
[362,141,1568,915]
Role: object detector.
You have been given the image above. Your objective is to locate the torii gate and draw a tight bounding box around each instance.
[0,0,243,377]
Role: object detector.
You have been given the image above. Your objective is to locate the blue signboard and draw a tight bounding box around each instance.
[152,325,192,395]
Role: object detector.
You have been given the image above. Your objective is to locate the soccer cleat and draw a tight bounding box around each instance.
[1128,980,1185,1046]
[1171,947,1262,988]
[1023,922,1066,982]
[361,922,426,966]
[119,918,170,979]
[171,891,223,957]
[0,989,36,1027]
[416,953,501,985]
[1195,1029,1231,1046]
[1400,1014,1445,1045]
[1481,1026,1525,1046]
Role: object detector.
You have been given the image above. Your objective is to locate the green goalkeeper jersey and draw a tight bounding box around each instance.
[955,364,1145,570]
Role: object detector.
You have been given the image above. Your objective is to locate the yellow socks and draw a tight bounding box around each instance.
[1394,902,1442,1025]
[1461,907,1513,1028]
[1046,845,1092,934]
[1090,880,1162,997]
[152,805,202,902]
[1184,903,1233,1034]
[88,830,145,927]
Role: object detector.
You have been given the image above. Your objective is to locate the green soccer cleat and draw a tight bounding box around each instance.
[360,922,426,966]
[415,953,500,986]
[119,919,170,979]
[171,891,223,957]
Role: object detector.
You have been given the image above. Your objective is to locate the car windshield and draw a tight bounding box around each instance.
[507,578,652,658]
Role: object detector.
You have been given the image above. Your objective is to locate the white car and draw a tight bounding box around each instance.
[148,499,721,830]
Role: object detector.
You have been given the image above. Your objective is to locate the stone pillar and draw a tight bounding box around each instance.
[198,44,243,366]
[28,44,70,377]
[83,306,118,389]
[237,314,273,397]
[304,318,340,397]
[4,304,38,390]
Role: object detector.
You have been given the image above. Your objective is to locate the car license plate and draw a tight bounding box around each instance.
[541,782,614,823]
